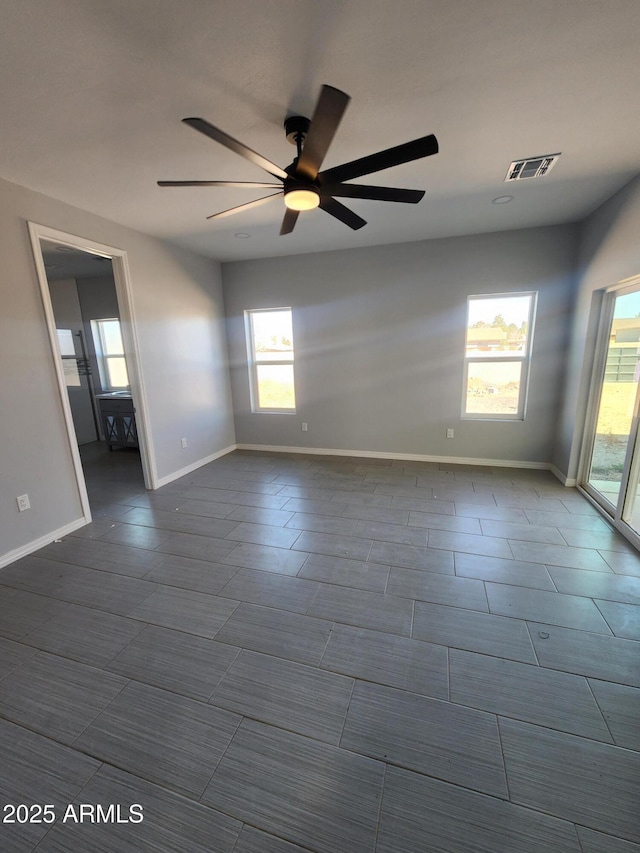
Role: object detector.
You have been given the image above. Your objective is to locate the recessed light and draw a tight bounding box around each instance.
[492,195,514,204]
[234,232,251,239]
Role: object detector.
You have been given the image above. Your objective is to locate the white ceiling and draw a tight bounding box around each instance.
[2,0,639,263]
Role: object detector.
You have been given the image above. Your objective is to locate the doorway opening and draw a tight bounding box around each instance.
[579,277,640,546]
[29,223,155,524]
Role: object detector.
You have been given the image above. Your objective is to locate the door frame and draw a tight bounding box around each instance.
[28,222,157,523]
[577,275,640,549]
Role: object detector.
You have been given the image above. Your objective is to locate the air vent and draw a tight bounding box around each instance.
[505,154,561,182]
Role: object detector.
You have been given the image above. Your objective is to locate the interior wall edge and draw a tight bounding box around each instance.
[548,464,577,487]
[153,444,238,488]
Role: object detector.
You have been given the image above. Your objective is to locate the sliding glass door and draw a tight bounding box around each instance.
[582,284,640,538]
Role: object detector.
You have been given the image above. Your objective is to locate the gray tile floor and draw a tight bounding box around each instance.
[1,443,639,852]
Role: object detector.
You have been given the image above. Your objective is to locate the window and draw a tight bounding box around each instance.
[246,308,296,412]
[463,292,536,420]
[91,318,130,390]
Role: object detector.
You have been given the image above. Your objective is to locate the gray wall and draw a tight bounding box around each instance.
[76,274,120,322]
[223,225,578,464]
[554,175,640,480]
[0,177,235,566]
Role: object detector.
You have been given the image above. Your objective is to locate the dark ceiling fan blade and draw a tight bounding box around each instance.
[280,208,300,236]
[206,192,282,220]
[321,184,425,203]
[295,85,350,181]
[319,197,366,230]
[158,180,282,188]
[319,134,439,185]
[183,118,289,181]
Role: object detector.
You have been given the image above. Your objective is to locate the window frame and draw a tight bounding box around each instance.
[91,318,130,391]
[245,307,296,414]
[461,291,537,421]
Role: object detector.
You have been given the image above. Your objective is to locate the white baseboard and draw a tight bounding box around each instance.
[236,444,583,488]
[235,443,553,471]
[0,517,89,569]
[549,464,577,487]
[154,444,237,488]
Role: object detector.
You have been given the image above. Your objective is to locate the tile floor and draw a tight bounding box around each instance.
[1,444,639,852]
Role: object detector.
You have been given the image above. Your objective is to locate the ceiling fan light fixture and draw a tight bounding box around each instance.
[284,187,320,211]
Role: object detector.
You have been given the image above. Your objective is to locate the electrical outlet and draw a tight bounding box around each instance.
[301,423,308,432]
[446,428,454,439]
[181,437,188,448]
[16,494,31,512]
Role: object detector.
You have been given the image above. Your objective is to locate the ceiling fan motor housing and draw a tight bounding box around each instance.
[284,115,310,147]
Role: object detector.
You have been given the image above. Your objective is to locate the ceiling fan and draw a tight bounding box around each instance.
[158,84,438,235]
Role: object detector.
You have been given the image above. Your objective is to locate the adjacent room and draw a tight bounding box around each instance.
[1,2,640,852]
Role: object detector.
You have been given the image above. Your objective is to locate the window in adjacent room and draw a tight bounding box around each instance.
[246,308,296,412]
[463,292,536,420]
[91,318,130,390]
